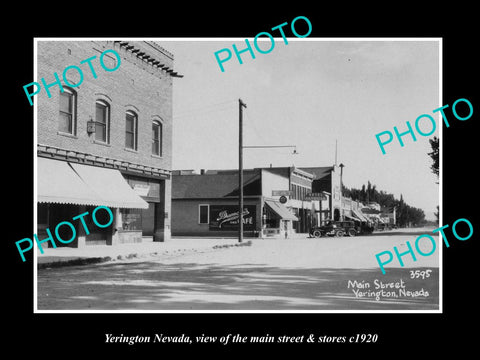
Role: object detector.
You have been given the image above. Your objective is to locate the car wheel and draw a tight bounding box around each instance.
[348,229,356,237]
[335,230,345,237]
[313,230,322,238]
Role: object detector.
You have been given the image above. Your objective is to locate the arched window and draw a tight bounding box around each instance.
[125,110,138,150]
[59,88,76,135]
[95,100,110,143]
[152,120,162,156]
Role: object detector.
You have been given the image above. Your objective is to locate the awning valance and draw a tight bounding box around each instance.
[264,199,298,221]
[37,157,149,209]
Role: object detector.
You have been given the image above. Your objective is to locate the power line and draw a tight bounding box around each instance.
[243,106,270,146]
[173,99,237,119]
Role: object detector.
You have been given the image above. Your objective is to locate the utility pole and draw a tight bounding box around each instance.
[238,98,247,243]
[335,139,338,166]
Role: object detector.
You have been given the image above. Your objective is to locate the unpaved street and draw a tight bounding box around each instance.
[37,228,440,311]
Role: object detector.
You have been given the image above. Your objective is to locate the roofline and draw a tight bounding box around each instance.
[172,195,263,200]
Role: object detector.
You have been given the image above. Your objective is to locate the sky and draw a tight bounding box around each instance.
[163,39,440,220]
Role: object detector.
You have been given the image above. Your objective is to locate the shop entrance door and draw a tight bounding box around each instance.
[141,202,156,236]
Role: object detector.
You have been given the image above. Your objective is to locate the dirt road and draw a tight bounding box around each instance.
[36,228,440,311]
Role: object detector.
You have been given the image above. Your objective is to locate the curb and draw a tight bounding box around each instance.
[37,240,253,269]
[38,256,113,269]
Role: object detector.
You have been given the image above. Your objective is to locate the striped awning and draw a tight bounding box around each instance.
[353,209,370,222]
[37,157,148,209]
[264,199,298,221]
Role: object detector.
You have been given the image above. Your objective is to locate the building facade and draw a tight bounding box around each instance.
[301,166,342,221]
[171,166,327,238]
[36,40,180,247]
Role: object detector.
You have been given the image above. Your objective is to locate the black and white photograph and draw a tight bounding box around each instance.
[32,38,441,312]
[6,6,478,355]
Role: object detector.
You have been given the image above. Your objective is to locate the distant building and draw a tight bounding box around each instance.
[171,166,339,237]
[172,167,325,238]
[300,166,342,221]
[36,40,181,247]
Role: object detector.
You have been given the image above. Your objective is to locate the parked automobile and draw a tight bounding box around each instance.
[309,220,360,238]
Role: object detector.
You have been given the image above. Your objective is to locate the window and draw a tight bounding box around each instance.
[119,208,142,231]
[59,88,76,134]
[199,204,209,224]
[95,100,110,143]
[292,184,300,200]
[152,120,163,156]
[125,111,138,150]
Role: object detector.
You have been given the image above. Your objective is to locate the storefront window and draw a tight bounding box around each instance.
[263,206,279,229]
[120,208,143,231]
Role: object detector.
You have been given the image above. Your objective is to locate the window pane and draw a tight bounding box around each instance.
[59,92,74,134]
[125,132,134,149]
[152,123,159,140]
[96,103,107,124]
[125,115,134,132]
[158,124,162,156]
[126,113,137,149]
[59,113,72,133]
[95,102,109,142]
[199,205,209,224]
[152,140,159,155]
[59,92,72,113]
[152,123,159,155]
[95,123,105,141]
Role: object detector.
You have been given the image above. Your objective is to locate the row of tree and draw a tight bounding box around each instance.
[342,134,440,227]
[343,182,426,227]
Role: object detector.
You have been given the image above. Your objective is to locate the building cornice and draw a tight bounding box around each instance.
[37,144,171,179]
[114,41,183,78]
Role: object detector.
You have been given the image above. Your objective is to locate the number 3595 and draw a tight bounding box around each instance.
[410,270,432,279]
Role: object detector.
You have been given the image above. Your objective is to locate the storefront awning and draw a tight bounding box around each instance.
[37,157,100,206]
[264,199,298,221]
[345,213,362,222]
[352,209,369,222]
[37,157,148,209]
[70,162,149,209]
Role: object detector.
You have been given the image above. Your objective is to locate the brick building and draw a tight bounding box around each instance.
[36,40,181,247]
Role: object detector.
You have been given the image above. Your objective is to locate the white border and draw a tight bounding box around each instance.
[33,37,443,314]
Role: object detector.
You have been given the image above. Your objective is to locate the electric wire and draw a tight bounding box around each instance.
[173,99,237,119]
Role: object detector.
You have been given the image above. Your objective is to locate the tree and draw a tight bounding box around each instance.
[346,184,425,227]
[428,136,440,223]
[428,136,439,181]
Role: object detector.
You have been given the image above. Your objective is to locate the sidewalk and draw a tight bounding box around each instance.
[37,233,311,269]
[36,237,252,269]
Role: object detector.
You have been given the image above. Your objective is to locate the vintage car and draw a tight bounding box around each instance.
[309,220,361,238]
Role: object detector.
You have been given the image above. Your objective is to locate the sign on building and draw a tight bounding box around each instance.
[209,205,256,231]
[272,190,293,196]
[305,192,327,200]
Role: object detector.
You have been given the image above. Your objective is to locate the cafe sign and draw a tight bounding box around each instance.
[209,205,256,231]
